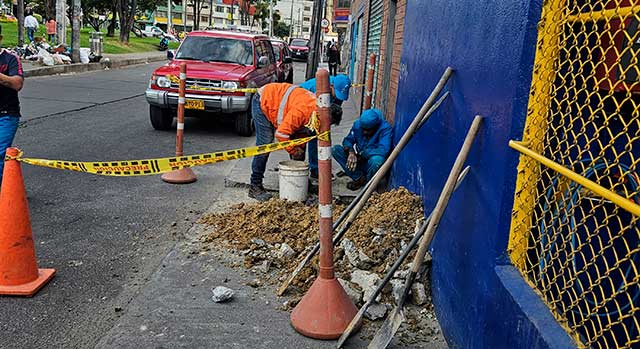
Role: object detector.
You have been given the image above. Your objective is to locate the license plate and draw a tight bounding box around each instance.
[185,99,204,110]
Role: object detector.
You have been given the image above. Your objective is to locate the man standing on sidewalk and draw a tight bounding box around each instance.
[24,11,39,43]
[0,26,24,186]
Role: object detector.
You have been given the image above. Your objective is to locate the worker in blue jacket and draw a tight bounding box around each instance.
[332,108,393,190]
[299,74,351,179]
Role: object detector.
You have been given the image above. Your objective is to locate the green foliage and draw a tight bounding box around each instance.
[273,21,289,39]
[0,21,178,53]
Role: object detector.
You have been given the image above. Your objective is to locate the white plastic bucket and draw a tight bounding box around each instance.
[279,160,309,202]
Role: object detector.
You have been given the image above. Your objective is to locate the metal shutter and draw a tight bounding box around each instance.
[365,0,384,104]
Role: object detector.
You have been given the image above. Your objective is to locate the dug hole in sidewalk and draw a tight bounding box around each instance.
[96,98,447,348]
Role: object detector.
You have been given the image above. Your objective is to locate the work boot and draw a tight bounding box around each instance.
[248,184,272,202]
[346,176,367,191]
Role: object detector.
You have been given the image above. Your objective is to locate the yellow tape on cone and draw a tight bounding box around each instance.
[10,133,323,177]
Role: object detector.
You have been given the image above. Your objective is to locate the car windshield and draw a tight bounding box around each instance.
[176,36,254,65]
[290,39,308,47]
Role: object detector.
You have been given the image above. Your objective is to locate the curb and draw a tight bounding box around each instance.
[23,55,167,78]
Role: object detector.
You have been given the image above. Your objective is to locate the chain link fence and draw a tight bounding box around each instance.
[508,0,640,347]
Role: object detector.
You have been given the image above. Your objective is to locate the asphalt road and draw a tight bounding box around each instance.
[0,61,308,348]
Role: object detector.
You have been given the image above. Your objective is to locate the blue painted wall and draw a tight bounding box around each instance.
[390,0,576,347]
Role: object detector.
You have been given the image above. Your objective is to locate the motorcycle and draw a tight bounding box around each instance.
[158,35,169,51]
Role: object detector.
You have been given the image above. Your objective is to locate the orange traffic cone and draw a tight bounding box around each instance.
[0,148,55,296]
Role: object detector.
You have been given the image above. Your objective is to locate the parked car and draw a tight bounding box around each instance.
[145,30,279,136]
[270,39,294,83]
[289,38,309,61]
[142,25,178,41]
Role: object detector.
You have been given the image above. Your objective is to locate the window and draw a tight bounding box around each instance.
[214,18,223,24]
[303,16,310,22]
[156,11,167,17]
[272,45,281,61]
[215,6,224,12]
[303,26,310,33]
[187,14,194,20]
[256,41,275,64]
[336,0,350,8]
[201,15,208,23]
[304,6,311,11]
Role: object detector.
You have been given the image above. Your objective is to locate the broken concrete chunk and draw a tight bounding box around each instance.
[357,250,374,270]
[251,238,267,247]
[372,227,387,236]
[211,286,235,303]
[278,243,295,259]
[340,238,360,267]
[351,269,381,302]
[338,278,363,305]
[365,303,388,321]
[391,279,405,305]
[411,282,428,306]
[260,260,271,273]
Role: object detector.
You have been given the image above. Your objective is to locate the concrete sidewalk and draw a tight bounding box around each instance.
[225,97,362,198]
[22,51,168,78]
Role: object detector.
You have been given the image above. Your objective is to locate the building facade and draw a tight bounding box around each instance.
[272,0,313,39]
[347,0,405,122]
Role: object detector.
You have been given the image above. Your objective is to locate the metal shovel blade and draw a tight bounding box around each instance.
[367,307,405,349]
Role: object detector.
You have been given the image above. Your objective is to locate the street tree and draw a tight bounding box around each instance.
[273,21,289,39]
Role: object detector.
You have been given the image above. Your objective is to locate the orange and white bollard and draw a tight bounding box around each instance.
[290,69,359,339]
[363,53,376,110]
[162,63,197,184]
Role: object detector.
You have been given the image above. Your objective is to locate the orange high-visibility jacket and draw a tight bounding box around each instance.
[259,83,316,153]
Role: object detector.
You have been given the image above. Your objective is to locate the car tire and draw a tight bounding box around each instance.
[235,109,254,137]
[150,106,174,130]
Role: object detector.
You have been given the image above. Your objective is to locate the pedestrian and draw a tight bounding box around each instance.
[299,74,351,179]
[328,42,340,76]
[24,11,39,43]
[46,17,56,44]
[332,109,393,190]
[0,26,25,186]
[249,83,343,201]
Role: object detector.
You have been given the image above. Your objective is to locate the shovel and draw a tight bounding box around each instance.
[276,68,454,296]
[367,115,483,349]
[336,166,470,348]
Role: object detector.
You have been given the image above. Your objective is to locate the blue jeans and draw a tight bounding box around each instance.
[332,145,385,181]
[308,138,318,174]
[27,28,36,42]
[250,94,275,186]
[0,115,20,186]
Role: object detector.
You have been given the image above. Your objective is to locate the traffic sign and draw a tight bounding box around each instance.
[321,18,330,29]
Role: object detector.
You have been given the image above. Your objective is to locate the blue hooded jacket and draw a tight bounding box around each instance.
[342,109,393,159]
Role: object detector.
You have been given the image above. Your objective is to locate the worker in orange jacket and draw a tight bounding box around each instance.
[249,82,343,201]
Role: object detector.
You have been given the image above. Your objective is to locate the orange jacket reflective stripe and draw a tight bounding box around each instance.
[259,83,316,146]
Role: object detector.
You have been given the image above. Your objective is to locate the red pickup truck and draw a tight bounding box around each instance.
[145,30,279,136]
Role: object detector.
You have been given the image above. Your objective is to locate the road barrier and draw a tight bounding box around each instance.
[290,69,358,339]
[162,63,197,184]
[5,133,323,177]
[0,148,55,297]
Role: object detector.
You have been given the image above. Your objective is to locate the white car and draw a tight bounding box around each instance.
[142,26,178,41]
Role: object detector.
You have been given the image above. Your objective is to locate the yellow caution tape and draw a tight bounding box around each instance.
[167,75,259,93]
[351,83,366,88]
[9,133,324,177]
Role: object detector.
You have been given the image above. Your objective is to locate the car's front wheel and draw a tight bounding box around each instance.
[150,106,174,130]
[235,109,254,137]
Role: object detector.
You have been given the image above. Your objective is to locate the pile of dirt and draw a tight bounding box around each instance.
[200,187,423,277]
[199,187,442,344]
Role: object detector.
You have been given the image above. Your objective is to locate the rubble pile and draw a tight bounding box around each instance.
[200,187,443,343]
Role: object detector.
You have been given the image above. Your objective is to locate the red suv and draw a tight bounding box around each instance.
[145,31,278,136]
[271,39,294,83]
